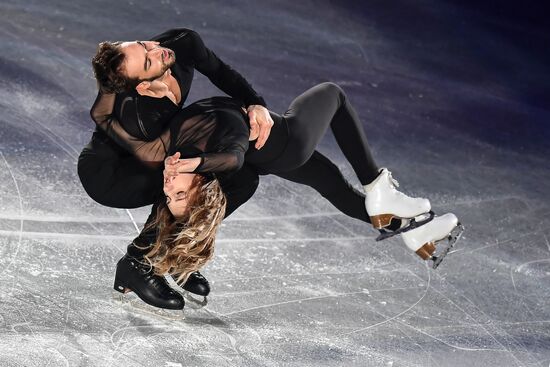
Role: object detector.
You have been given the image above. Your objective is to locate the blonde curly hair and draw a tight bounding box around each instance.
[139,174,226,284]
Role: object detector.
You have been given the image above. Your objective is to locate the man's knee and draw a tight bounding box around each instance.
[77,148,121,207]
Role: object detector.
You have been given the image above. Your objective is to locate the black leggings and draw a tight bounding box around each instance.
[246,82,380,223]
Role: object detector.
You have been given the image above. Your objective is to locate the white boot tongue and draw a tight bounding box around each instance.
[363,167,389,191]
[398,218,410,229]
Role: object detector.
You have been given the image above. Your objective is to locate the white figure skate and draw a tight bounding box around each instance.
[364,168,434,241]
[401,213,465,269]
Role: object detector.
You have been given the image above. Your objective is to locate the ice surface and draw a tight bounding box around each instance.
[1,0,549,366]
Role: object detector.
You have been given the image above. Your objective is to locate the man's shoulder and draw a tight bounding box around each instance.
[112,90,139,119]
[149,28,197,43]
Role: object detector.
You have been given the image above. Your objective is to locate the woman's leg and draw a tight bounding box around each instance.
[218,164,260,218]
[282,82,379,185]
[273,150,371,224]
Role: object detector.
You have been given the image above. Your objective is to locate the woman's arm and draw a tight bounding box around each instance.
[170,112,248,174]
[90,92,171,163]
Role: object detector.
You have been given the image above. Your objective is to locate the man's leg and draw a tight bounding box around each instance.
[78,130,163,209]
[218,163,260,218]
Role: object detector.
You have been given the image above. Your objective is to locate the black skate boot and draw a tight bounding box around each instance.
[113,254,185,318]
[168,271,210,309]
[181,271,210,296]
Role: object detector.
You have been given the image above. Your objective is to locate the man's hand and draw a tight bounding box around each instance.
[247,105,273,149]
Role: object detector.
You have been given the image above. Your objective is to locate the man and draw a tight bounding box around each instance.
[78,28,273,311]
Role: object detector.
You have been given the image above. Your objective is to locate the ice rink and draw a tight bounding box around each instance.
[1,0,549,366]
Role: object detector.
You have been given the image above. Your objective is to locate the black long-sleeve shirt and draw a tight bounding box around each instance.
[90,28,265,173]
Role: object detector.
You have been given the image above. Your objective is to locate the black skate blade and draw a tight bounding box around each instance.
[111,291,185,321]
[375,211,435,242]
[431,223,465,269]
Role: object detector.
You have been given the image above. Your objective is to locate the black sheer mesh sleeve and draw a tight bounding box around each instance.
[90,92,170,164]
[90,92,249,173]
[170,108,249,174]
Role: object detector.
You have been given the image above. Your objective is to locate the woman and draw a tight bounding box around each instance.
[92,82,464,285]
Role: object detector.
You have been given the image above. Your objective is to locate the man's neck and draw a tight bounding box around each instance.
[158,68,182,104]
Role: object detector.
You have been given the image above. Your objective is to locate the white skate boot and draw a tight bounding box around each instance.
[401,213,465,269]
[364,168,433,241]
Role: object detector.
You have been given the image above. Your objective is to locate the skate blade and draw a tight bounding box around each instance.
[375,211,435,241]
[164,276,208,309]
[181,291,208,309]
[111,291,185,321]
[431,223,465,269]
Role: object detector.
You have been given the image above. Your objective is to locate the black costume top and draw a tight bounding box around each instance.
[91,28,266,173]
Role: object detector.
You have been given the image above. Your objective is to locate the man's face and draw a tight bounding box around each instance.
[120,40,176,82]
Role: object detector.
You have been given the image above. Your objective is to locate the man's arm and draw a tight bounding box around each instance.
[159,28,267,108]
[182,29,274,150]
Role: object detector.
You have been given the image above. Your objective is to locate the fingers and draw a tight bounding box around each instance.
[163,166,177,180]
[175,158,200,173]
[255,114,274,149]
[164,165,178,176]
[164,152,181,166]
[249,118,260,141]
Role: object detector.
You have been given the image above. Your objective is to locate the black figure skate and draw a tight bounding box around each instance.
[113,254,185,320]
[167,271,210,309]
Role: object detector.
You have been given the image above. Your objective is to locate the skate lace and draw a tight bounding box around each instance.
[388,171,414,200]
[387,171,400,189]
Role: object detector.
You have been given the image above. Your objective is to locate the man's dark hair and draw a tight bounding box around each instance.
[91,41,140,93]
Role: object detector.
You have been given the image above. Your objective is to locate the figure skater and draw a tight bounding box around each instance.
[80,28,275,311]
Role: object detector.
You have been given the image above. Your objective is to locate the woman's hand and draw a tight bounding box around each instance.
[163,152,202,181]
[174,157,202,173]
[163,152,180,183]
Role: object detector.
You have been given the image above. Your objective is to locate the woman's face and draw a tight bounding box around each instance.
[163,173,198,217]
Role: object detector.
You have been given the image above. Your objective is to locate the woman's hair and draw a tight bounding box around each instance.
[140,174,226,284]
[91,41,140,93]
